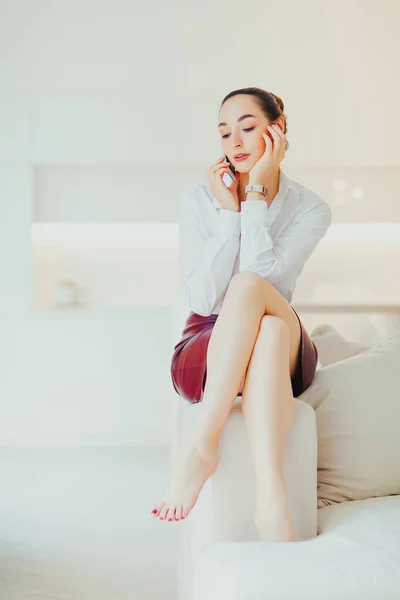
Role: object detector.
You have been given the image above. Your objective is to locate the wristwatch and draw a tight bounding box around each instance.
[245,183,268,196]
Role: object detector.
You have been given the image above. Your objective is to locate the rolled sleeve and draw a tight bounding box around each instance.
[239,200,332,284]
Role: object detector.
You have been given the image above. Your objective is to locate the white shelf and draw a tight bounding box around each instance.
[293,304,400,314]
[31,223,179,309]
[30,222,400,311]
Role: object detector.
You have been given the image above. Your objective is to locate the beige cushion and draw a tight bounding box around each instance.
[310,323,369,367]
[300,332,400,508]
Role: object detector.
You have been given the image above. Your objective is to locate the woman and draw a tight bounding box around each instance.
[151,87,332,542]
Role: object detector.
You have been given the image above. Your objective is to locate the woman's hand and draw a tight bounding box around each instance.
[206,156,241,211]
[249,124,287,185]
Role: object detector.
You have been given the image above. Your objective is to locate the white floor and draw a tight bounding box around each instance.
[0,447,179,600]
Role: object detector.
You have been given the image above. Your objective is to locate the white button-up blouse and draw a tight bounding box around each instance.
[178,169,332,317]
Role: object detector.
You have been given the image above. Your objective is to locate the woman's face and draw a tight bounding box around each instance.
[218,95,281,173]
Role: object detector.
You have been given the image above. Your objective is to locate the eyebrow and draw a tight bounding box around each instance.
[218,114,258,128]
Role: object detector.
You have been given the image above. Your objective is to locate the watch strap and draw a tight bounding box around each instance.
[245,183,268,196]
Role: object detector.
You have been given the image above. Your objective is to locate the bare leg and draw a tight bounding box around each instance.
[241,317,296,541]
[151,272,295,522]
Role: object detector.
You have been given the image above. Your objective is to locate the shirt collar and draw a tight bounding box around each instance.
[210,168,297,211]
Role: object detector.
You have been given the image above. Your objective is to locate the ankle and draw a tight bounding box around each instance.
[257,479,287,505]
[191,419,220,457]
[194,435,219,460]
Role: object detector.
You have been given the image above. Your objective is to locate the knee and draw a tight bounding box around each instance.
[226,272,272,299]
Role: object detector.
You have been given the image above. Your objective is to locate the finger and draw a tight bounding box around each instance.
[270,125,286,155]
[271,125,287,157]
[262,132,273,150]
[215,167,233,180]
[211,163,230,175]
[267,126,282,156]
[267,125,281,142]
[207,156,227,172]
[271,124,284,140]
[206,163,231,182]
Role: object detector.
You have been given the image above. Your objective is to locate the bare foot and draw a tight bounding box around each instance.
[151,443,218,522]
[255,491,297,542]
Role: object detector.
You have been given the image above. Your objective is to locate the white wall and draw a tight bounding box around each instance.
[1,0,399,447]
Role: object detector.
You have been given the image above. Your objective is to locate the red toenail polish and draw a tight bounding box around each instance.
[152,509,157,514]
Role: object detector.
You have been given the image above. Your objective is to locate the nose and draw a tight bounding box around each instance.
[230,130,243,147]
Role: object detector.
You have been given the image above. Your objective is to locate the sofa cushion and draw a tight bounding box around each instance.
[193,496,400,600]
[300,332,400,508]
[318,494,400,536]
[310,323,369,367]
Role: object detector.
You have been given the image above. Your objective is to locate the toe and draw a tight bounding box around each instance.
[159,505,169,520]
[166,506,175,521]
[153,502,165,517]
[175,506,182,521]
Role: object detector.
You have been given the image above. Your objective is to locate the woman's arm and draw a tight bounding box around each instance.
[239,199,332,283]
[179,184,241,316]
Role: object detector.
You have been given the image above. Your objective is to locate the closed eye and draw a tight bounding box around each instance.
[222,127,255,139]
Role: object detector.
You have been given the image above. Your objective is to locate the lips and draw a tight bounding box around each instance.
[234,153,249,159]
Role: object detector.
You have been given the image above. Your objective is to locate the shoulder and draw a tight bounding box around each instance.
[180,179,216,210]
[288,177,332,225]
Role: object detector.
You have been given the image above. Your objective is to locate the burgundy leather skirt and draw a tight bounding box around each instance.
[170,308,319,404]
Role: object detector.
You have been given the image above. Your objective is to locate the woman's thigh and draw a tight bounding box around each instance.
[236,311,316,398]
[227,273,302,380]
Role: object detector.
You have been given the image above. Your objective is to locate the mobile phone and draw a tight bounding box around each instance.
[222,154,236,186]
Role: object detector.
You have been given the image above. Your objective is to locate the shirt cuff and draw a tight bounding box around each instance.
[218,208,241,235]
[240,200,271,227]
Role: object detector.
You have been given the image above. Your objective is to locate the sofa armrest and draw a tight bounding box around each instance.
[172,396,318,600]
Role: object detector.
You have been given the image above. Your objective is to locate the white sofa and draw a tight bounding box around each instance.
[169,307,400,600]
[172,394,400,600]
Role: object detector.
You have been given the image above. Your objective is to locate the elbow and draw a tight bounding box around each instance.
[187,295,213,317]
[184,287,216,317]
[192,306,212,317]
[239,258,284,282]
